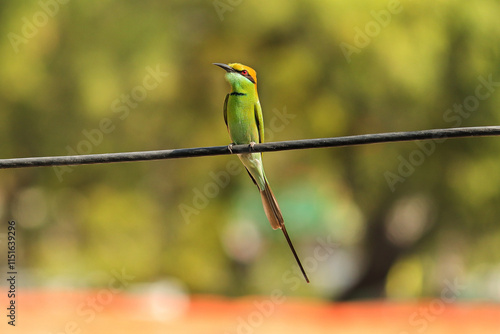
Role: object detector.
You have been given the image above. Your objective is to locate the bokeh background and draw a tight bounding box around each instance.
[0,0,500,332]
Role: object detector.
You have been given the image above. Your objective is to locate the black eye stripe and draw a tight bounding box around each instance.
[237,69,255,83]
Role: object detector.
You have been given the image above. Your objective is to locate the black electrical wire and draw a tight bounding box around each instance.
[1,126,499,169]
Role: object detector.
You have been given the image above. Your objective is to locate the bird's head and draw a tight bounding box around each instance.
[213,63,257,92]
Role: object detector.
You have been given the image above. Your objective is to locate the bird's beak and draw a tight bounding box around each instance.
[213,63,235,73]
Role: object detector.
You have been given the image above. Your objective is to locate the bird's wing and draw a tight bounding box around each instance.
[254,101,264,144]
[223,93,229,129]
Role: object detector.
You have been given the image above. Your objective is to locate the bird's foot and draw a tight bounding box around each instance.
[227,143,234,154]
[249,141,256,151]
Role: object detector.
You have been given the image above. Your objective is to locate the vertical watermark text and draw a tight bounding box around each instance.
[6,220,17,327]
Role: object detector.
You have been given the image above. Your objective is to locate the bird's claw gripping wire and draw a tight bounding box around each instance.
[227,142,255,154]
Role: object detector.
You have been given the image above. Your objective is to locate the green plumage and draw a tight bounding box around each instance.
[214,62,309,283]
[224,91,266,191]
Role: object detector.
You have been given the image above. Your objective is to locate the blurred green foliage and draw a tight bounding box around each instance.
[0,0,499,300]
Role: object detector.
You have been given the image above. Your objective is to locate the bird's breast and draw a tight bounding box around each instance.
[226,95,259,145]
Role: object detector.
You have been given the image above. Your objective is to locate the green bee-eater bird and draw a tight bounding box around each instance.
[214,62,309,283]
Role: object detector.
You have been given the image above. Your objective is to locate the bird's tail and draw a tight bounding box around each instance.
[260,180,310,283]
[260,180,283,230]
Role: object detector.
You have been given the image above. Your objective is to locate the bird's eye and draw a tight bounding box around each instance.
[241,70,248,75]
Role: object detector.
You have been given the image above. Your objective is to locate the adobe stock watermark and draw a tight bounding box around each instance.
[48,268,135,334]
[399,277,466,334]
[178,106,296,224]
[53,65,168,182]
[213,0,244,21]
[384,74,500,192]
[339,0,403,63]
[7,0,70,54]
[224,235,338,334]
